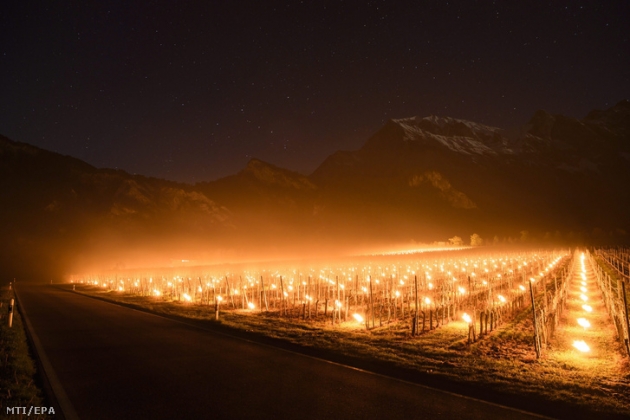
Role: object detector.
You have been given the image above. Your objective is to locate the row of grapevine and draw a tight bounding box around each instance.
[72,249,570,340]
[590,248,630,355]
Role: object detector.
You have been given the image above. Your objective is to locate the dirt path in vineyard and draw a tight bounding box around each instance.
[547,251,628,398]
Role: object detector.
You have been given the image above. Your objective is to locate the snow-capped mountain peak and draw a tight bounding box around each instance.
[390,115,515,156]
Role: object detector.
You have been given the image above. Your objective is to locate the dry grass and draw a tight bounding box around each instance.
[0,286,52,419]
[76,260,630,419]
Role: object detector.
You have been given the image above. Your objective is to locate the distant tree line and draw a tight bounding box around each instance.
[446,228,628,247]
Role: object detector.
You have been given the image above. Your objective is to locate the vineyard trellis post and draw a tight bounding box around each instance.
[413,275,419,336]
[622,280,630,356]
[369,275,375,329]
[529,279,541,358]
[280,276,286,316]
[260,276,269,312]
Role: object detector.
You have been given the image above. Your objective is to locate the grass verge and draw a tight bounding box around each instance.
[0,285,52,419]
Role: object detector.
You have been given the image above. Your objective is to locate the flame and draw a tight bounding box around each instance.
[573,340,590,352]
[577,318,590,329]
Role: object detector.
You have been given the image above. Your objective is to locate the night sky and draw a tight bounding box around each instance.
[1,1,628,183]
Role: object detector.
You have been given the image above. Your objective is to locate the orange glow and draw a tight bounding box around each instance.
[577,318,590,329]
[573,340,590,352]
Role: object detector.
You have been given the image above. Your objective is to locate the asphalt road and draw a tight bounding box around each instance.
[16,284,548,420]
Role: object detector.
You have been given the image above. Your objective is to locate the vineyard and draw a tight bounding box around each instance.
[70,247,630,416]
[76,250,566,333]
[71,248,630,357]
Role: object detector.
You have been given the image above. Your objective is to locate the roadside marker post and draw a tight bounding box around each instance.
[8,298,14,328]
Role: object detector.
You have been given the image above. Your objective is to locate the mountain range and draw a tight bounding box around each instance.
[1,100,629,278]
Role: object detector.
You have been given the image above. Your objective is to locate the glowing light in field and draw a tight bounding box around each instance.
[183,293,191,302]
[519,285,526,291]
[580,287,587,293]
[498,295,506,303]
[458,287,466,294]
[353,313,364,323]
[580,294,588,302]
[582,304,593,313]
[424,297,431,305]
[153,290,161,296]
[216,295,223,302]
[577,318,590,329]
[247,302,255,310]
[462,313,472,323]
[573,340,590,352]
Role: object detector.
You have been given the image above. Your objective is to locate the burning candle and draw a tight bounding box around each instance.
[573,340,590,352]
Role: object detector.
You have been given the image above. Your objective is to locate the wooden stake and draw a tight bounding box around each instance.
[529,280,541,358]
[280,276,286,316]
[369,275,375,329]
[260,276,269,312]
[413,275,419,336]
[621,280,630,356]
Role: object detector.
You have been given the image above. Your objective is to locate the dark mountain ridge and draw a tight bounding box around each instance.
[310,100,629,237]
[1,101,628,278]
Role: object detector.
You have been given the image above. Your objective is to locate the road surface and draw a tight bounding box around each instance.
[16,284,548,420]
